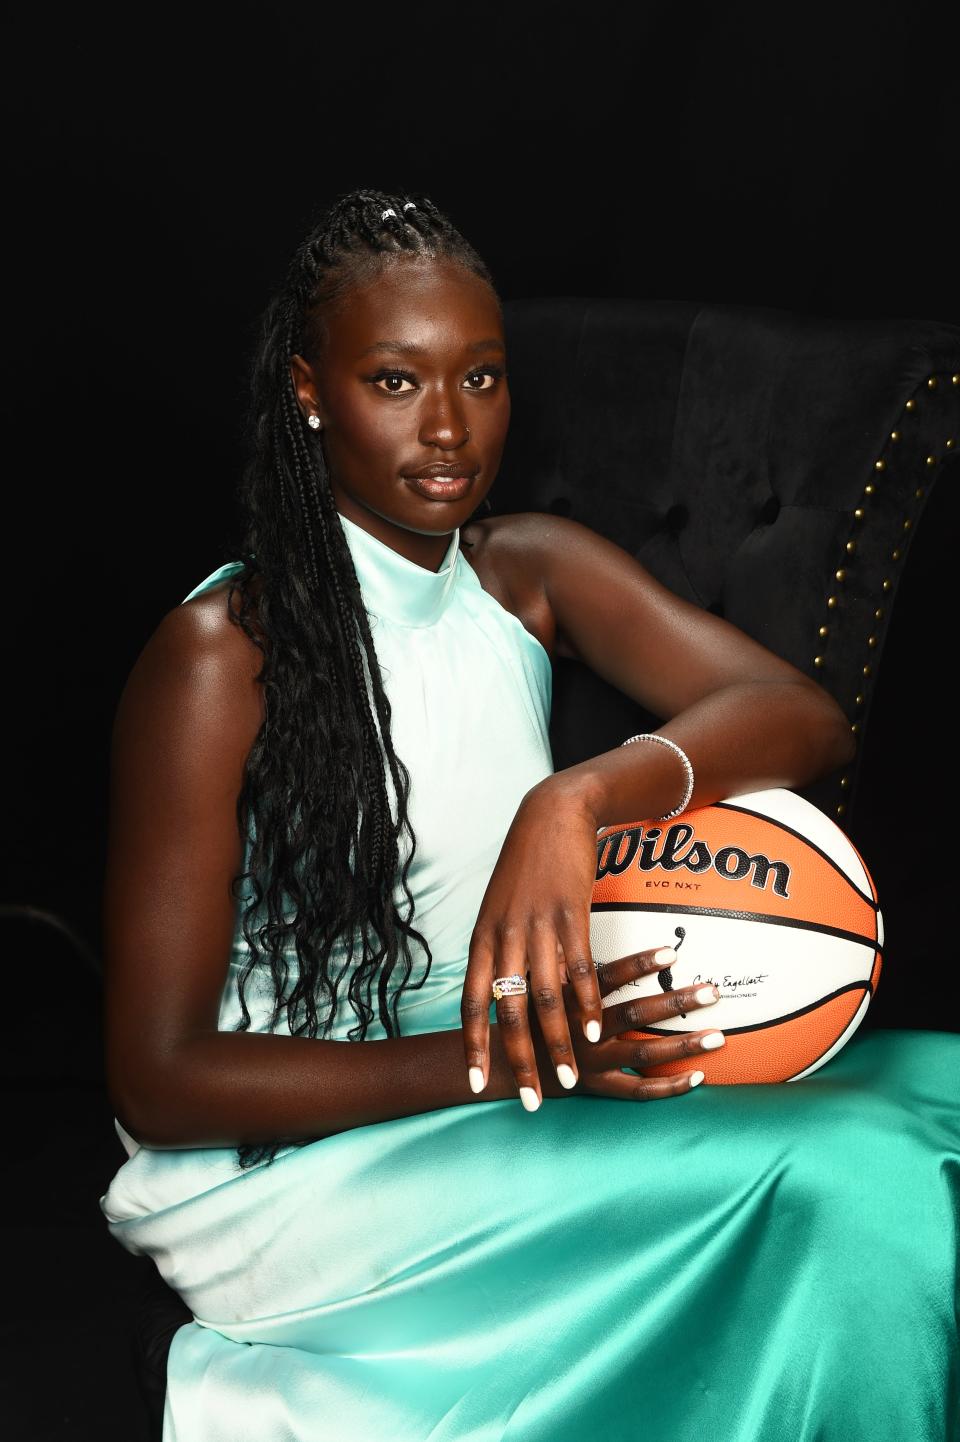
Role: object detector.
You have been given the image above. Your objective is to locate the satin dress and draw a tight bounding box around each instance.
[101,512,960,1442]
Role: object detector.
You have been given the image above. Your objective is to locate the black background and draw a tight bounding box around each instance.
[3,5,958,1435]
[5,1,957,949]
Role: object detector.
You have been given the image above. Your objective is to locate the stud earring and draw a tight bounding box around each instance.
[307,415,321,430]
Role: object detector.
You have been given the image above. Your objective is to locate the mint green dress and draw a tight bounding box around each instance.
[101,512,960,1442]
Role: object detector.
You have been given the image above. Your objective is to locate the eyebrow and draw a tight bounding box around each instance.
[358,338,506,358]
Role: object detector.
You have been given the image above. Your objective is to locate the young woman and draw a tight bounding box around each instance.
[101,189,960,1441]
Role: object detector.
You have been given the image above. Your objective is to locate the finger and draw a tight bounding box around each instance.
[581,1068,706,1101]
[600,1028,726,1071]
[492,925,543,1112]
[603,981,721,1035]
[527,925,579,1092]
[461,929,496,1095]
[595,945,678,998]
[555,907,603,1043]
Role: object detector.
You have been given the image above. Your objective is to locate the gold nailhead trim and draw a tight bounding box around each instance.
[864,483,876,496]
[953,374,960,385]
[862,664,872,677]
[856,693,865,706]
[891,549,901,561]
[827,595,838,609]
[837,803,846,817]
[947,438,955,449]
[926,455,937,467]
[874,458,886,472]
[840,776,850,789]
[903,519,912,530]
[818,624,829,637]
[890,430,900,443]
[905,398,917,411]
[868,635,878,648]
[851,723,861,735]
[874,607,884,620]
[916,487,925,499]
[835,568,847,581]
[882,579,892,591]
[814,655,825,668]
[854,507,865,520]
[927,376,938,389]
[845,540,856,554]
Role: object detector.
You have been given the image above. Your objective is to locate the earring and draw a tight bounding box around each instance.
[307,415,321,430]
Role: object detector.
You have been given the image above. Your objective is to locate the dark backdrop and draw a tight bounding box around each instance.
[4,5,958,1437]
[5,2,957,951]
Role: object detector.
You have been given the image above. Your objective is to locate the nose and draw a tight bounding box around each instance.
[418,384,470,450]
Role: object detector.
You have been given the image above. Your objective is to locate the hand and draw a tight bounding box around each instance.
[461,778,723,1108]
[533,947,725,1101]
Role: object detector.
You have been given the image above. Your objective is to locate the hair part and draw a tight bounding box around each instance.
[227,188,497,1169]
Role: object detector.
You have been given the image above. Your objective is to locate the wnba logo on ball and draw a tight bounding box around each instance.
[596,821,792,898]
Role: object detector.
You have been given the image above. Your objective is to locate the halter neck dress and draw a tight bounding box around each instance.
[101,512,960,1442]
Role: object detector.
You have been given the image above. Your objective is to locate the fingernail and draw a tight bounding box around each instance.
[556,1064,577,1089]
[689,1071,705,1087]
[700,1031,725,1050]
[469,1067,486,1094]
[520,1087,541,1112]
[694,986,720,1005]
[585,1019,602,1043]
[654,946,677,965]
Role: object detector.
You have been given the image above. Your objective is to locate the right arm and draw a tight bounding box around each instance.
[102,588,521,1151]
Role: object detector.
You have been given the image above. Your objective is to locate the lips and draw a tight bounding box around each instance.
[404,463,480,481]
[405,473,476,501]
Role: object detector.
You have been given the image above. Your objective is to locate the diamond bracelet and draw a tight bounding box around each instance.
[620,733,695,820]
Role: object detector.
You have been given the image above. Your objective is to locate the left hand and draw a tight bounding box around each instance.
[461,777,605,1108]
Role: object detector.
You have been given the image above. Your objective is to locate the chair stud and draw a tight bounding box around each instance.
[905,398,917,411]
[874,458,886,472]
[926,455,937,467]
[827,595,838,609]
[890,430,900,442]
[818,624,829,637]
[882,578,893,591]
[927,376,938,389]
[863,664,872,677]
[854,507,865,519]
[835,568,847,582]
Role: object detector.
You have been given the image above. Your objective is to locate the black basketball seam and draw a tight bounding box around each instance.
[632,980,873,1038]
[710,800,879,909]
[591,900,881,950]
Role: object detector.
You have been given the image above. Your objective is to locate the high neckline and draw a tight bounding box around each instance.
[337,511,462,628]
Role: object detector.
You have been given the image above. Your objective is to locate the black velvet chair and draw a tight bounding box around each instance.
[124,297,960,1439]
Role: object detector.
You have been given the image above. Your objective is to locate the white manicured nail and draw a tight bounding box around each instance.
[520,1087,541,1112]
[688,1071,705,1087]
[654,946,677,965]
[585,1019,602,1042]
[469,1067,486,1094]
[700,1032,725,1051]
[694,986,719,1005]
[556,1064,577,1089]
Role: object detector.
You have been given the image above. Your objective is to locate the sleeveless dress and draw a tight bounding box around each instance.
[101,512,960,1442]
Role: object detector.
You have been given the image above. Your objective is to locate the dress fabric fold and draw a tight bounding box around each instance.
[101,512,960,1442]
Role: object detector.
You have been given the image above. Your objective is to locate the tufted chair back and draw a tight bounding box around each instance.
[496,298,960,831]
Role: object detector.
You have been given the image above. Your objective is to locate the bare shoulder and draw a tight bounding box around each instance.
[114,575,265,767]
[461,512,598,659]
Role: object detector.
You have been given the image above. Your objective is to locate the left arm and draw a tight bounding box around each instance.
[461,514,854,1101]
[531,513,853,822]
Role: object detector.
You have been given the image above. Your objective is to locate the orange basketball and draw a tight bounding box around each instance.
[590,788,883,1084]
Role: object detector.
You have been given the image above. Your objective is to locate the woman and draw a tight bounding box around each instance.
[101,189,960,1441]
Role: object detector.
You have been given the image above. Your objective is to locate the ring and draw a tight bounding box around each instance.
[491,973,528,1001]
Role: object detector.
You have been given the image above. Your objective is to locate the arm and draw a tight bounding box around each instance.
[103,589,518,1151]
[461,514,855,1099]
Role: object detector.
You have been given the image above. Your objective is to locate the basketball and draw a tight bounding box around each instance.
[590,788,883,1084]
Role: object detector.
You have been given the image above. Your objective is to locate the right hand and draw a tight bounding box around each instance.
[533,945,724,1101]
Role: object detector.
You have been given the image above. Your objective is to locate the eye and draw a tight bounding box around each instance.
[371,370,417,394]
[464,366,505,390]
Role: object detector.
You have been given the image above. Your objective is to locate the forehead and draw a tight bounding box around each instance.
[317,256,502,360]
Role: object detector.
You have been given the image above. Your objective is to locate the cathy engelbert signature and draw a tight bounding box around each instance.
[650,928,768,1016]
[691,973,770,991]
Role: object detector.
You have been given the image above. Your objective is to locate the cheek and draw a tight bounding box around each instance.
[327,393,410,465]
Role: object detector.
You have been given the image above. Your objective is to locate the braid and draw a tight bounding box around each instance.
[227,188,497,1169]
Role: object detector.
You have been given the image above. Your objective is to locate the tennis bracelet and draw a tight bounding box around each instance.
[621,733,695,820]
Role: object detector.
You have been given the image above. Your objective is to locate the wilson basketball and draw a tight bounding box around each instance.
[590,788,882,1084]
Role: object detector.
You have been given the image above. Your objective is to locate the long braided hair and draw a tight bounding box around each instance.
[228,189,498,1169]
